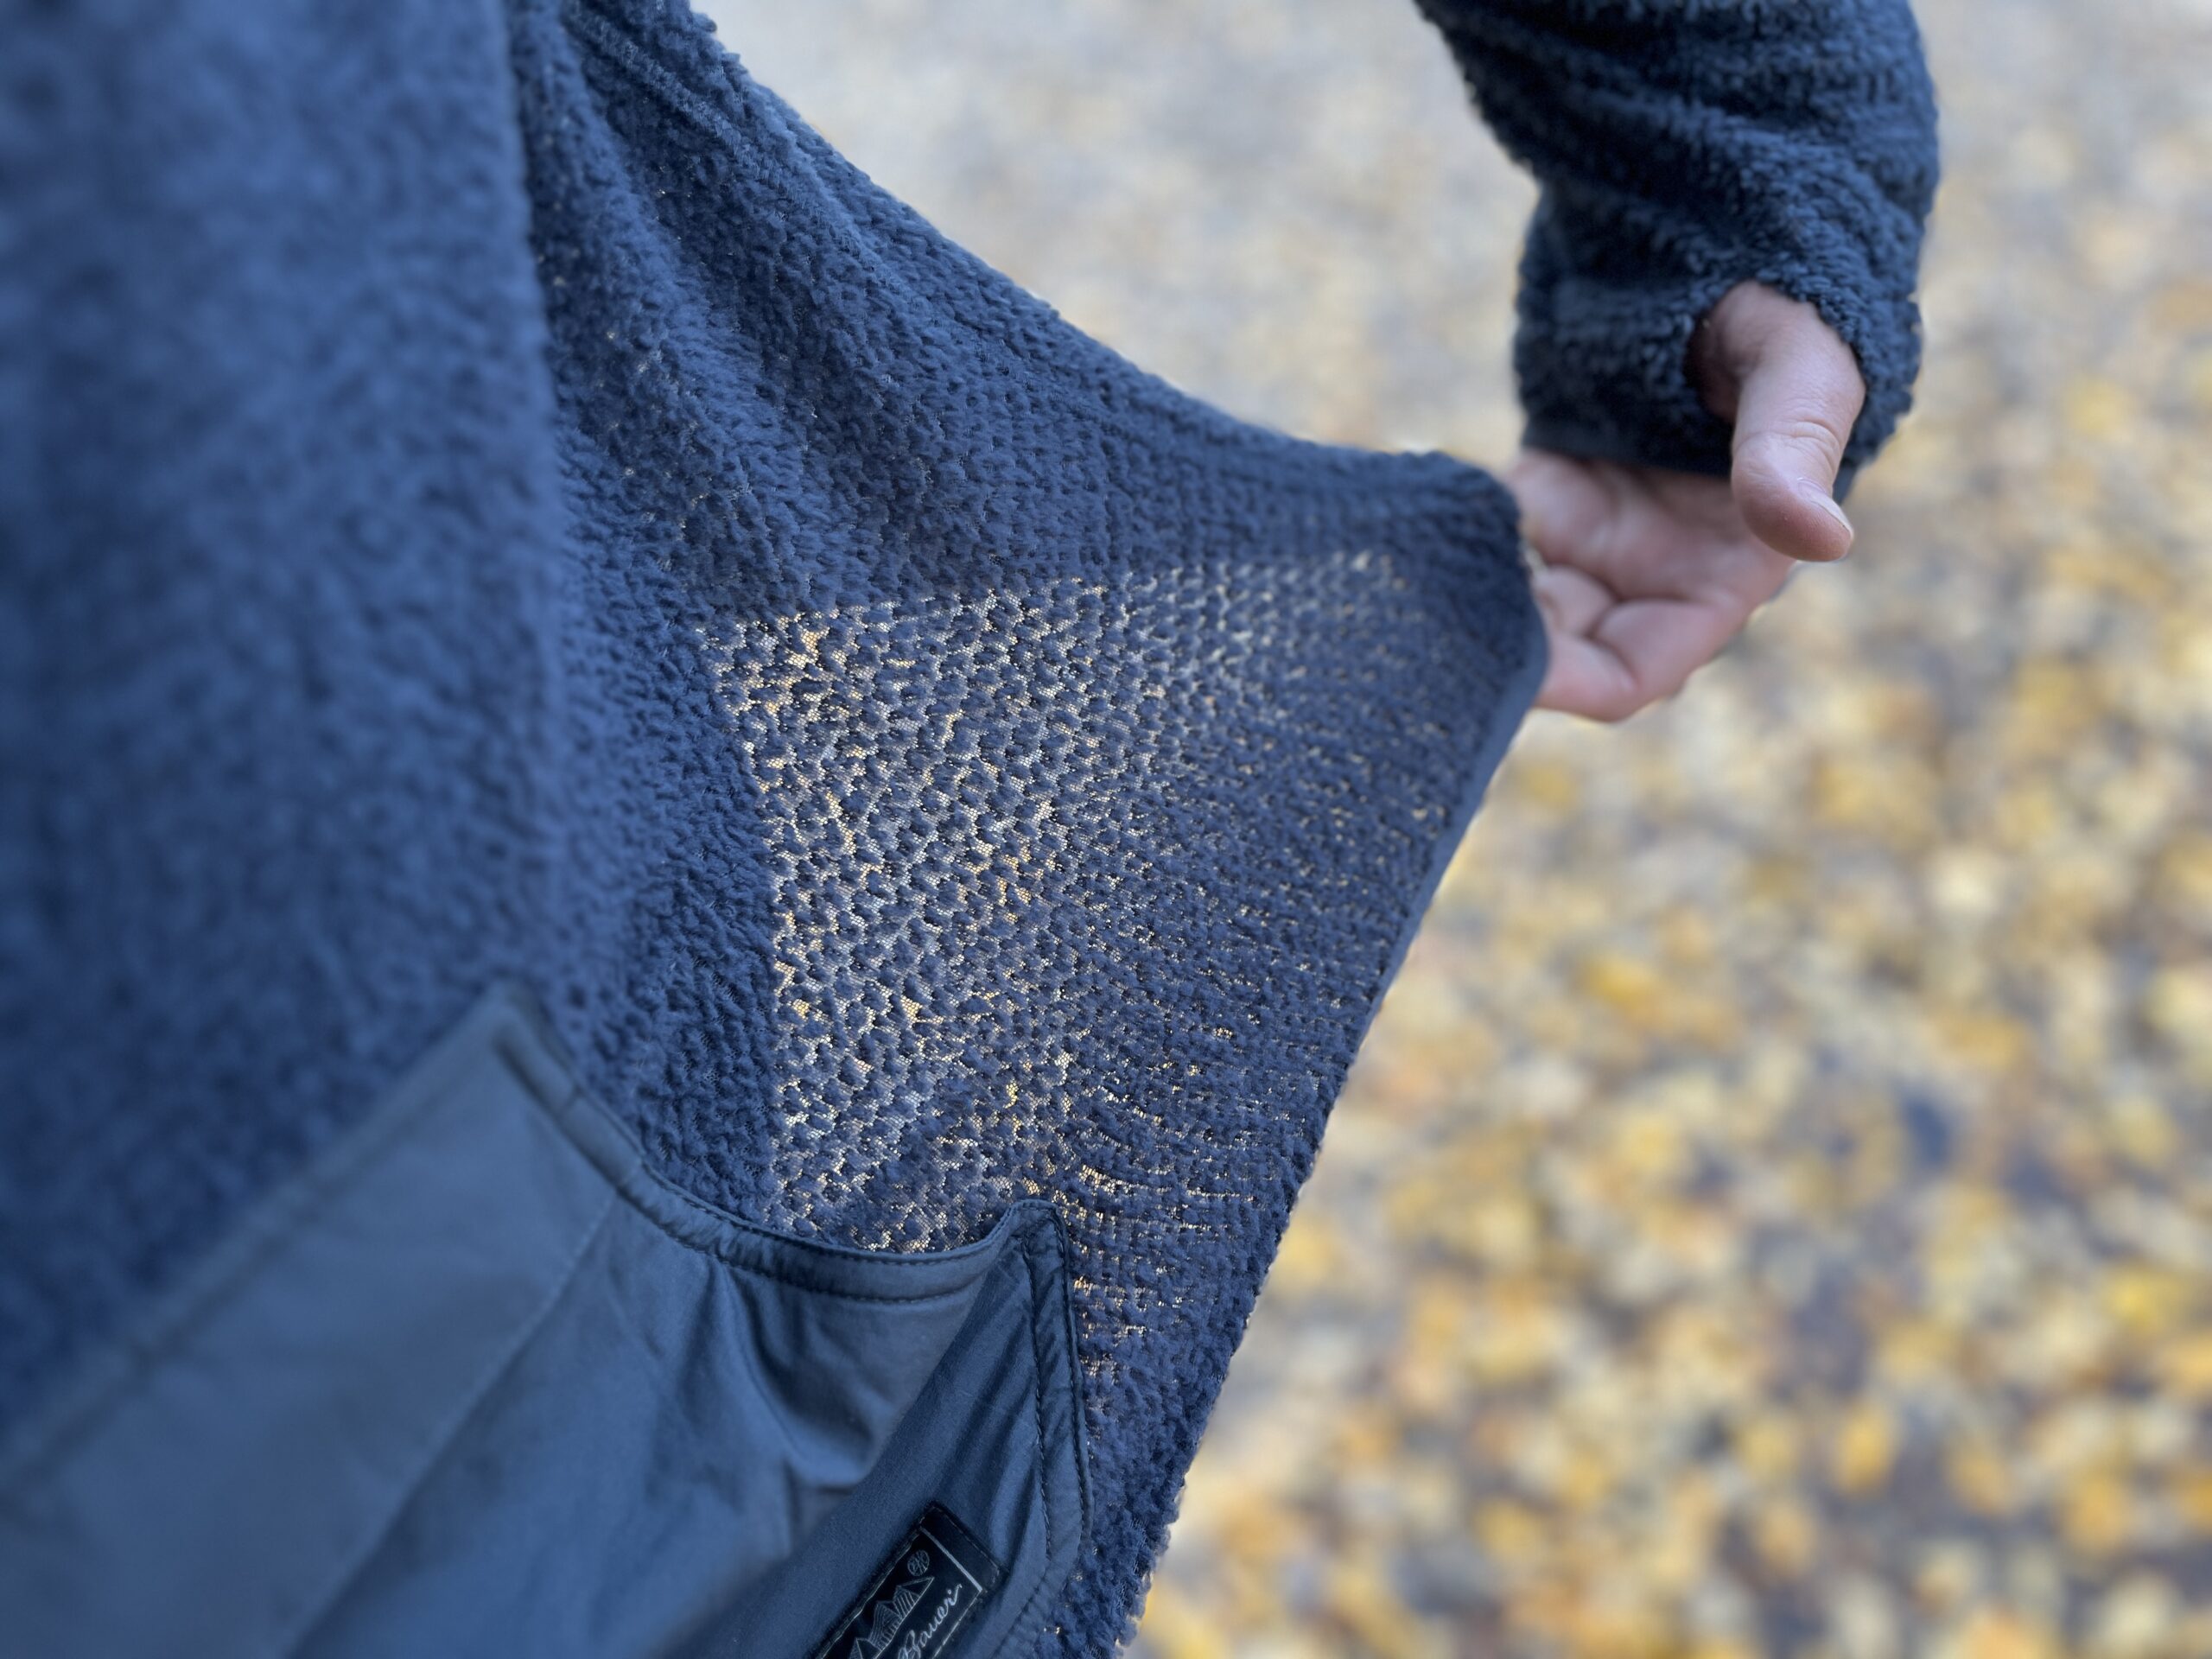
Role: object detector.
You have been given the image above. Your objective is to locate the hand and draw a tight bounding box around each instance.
[1509,282,1866,722]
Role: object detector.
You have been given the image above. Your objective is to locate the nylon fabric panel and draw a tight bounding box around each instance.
[0,984,1089,1659]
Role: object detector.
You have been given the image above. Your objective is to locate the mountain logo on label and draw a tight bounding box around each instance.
[810,1503,1007,1659]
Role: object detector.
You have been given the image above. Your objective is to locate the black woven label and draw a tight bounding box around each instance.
[808,1502,1006,1659]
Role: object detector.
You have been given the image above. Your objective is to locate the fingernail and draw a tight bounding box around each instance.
[1799,482,1854,555]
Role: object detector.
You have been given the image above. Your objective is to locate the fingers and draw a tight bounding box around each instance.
[1529,563,1638,721]
[1507,448,1618,569]
[1510,454,1671,719]
[1506,442,1799,722]
[1531,563,1751,722]
[1703,283,1866,565]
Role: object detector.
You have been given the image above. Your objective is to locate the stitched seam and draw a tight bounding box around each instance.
[990,1224,1076,1657]
[272,1191,621,1659]
[614,1175,1024,1304]
[0,1020,499,1496]
[493,1023,1045,1308]
[604,1146,1003,1306]
[1051,1211,1093,1573]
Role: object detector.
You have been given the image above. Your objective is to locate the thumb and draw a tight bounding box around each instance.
[1700,285,1866,564]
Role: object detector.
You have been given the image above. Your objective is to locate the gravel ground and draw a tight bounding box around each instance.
[709,3,2212,1652]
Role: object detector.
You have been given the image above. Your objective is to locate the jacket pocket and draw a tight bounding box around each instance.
[0,982,1089,1659]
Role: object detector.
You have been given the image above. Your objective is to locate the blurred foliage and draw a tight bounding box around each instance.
[718,0,2212,1651]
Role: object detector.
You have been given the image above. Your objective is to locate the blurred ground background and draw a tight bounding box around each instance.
[711,2,2212,1652]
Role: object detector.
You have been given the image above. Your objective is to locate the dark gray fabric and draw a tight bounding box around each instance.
[0,985,1086,1659]
[1414,0,1940,497]
[2,0,1931,1646]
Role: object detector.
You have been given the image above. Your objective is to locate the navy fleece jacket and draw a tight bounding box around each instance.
[0,2,1936,1652]
[1422,0,1938,494]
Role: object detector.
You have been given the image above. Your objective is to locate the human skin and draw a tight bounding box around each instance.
[1508,281,1870,722]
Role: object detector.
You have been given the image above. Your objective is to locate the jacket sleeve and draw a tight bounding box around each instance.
[1410,0,1940,499]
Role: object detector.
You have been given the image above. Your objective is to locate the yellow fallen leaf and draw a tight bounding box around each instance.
[2061,1471,2136,1556]
[1833,1400,1898,1496]
[1474,1498,1547,1568]
[1325,1557,1444,1659]
[2105,1265,2197,1340]
[2171,1469,2212,1533]
[1942,1609,2061,1659]
[2107,1095,2181,1168]
[2065,375,2135,441]
[1751,1497,1819,1577]
[1135,1584,1230,1659]
[1510,755,1582,815]
[1736,1410,1802,1484]
[1948,1436,2016,1516]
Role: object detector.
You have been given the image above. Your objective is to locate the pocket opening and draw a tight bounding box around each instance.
[0,982,1090,1659]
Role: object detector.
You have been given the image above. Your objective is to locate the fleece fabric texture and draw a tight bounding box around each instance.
[1417,0,1941,498]
[0,0,1936,1652]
